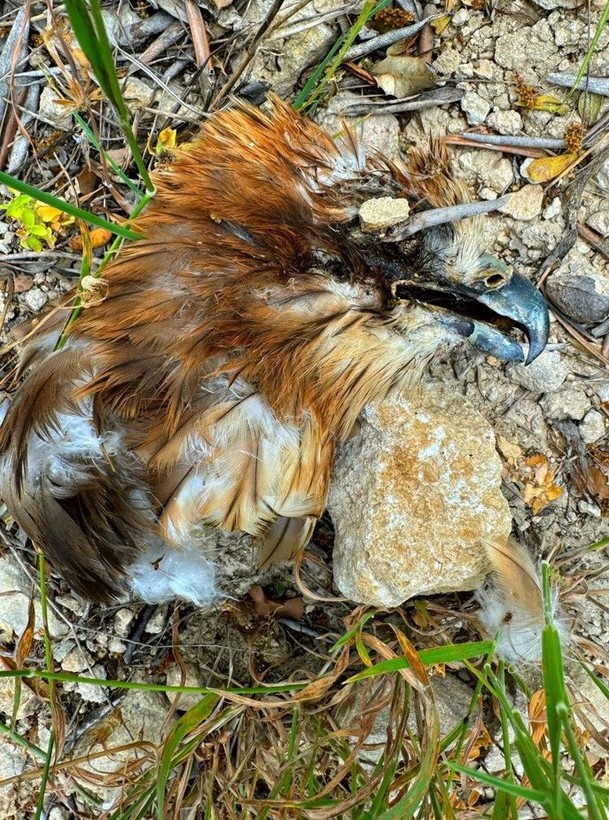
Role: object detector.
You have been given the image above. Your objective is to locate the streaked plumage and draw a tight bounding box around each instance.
[0,98,549,603]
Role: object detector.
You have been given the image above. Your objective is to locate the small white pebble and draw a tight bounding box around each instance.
[145,608,166,634]
[23,288,48,312]
[114,607,135,636]
[580,410,606,444]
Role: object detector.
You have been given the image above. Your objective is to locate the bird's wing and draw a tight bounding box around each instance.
[147,382,333,561]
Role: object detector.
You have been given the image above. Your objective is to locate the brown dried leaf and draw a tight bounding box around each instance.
[69,228,113,250]
[496,434,523,464]
[76,167,99,196]
[520,453,564,514]
[573,443,609,515]
[12,273,33,294]
[372,55,435,98]
[248,585,304,620]
[529,689,549,748]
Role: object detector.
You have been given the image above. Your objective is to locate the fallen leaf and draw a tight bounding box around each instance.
[430,14,451,34]
[580,443,609,515]
[12,273,33,294]
[372,55,435,99]
[248,585,304,620]
[496,434,523,464]
[529,689,549,749]
[69,227,113,250]
[521,153,577,184]
[371,7,414,33]
[521,93,569,115]
[521,453,564,514]
[76,167,99,196]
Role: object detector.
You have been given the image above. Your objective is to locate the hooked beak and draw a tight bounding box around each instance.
[437,314,526,363]
[455,257,550,364]
[392,255,550,365]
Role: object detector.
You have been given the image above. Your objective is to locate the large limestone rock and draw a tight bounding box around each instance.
[328,389,512,607]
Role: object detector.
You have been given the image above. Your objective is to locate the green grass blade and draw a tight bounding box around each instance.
[496,662,519,819]
[73,112,145,198]
[565,2,609,102]
[0,170,141,240]
[35,733,55,820]
[541,564,567,807]
[63,0,154,191]
[448,761,547,803]
[347,641,493,682]
[293,0,391,112]
[559,703,607,820]
[579,662,609,699]
[156,693,219,819]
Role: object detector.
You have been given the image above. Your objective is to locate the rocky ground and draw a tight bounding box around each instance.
[0,0,608,816]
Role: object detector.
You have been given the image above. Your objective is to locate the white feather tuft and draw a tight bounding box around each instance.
[476,540,567,664]
[129,541,219,606]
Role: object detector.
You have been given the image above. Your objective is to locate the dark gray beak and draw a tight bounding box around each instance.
[461,267,550,365]
[438,315,526,363]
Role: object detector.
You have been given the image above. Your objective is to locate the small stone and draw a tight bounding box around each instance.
[166,662,205,711]
[432,46,460,76]
[580,409,606,444]
[461,91,491,126]
[543,197,562,220]
[69,663,108,703]
[359,197,410,233]
[114,607,135,637]
[594,381,609,403]
[578,500,602,517]
[249,22,336,98]
[587,209,609,237]
[532,0,581,8]
[108,638,127,653]
[458,150,513,193]
[70,689,169,805]
[474,59,500,80]
[546,263,609,324]
[145,608,166,634]
[55,594,85,616]
[0,741,27,808]
[487,109,523,135]
[38,86,72,130]
[431,675,476,736]
[100,6,173,47]
[495,20,557,71]
[0,676,36,720]
[23,288,48,312]
[0,555,68,642]
[457,63,474,79]
[452,8,469,26]
[541,388,590,421]
[359,115,400,162]
[508,349,570,393]
[61,646,93,673]
[328,390,512,608]
[500,185,544,221]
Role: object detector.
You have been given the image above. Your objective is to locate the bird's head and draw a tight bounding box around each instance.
[352,176,549,367]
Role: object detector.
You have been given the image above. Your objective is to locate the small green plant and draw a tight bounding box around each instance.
[1,194,75,252]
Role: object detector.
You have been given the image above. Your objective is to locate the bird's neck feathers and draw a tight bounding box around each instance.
[71,100,457,442]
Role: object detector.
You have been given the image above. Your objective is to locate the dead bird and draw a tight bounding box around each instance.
[0,99,550,656]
